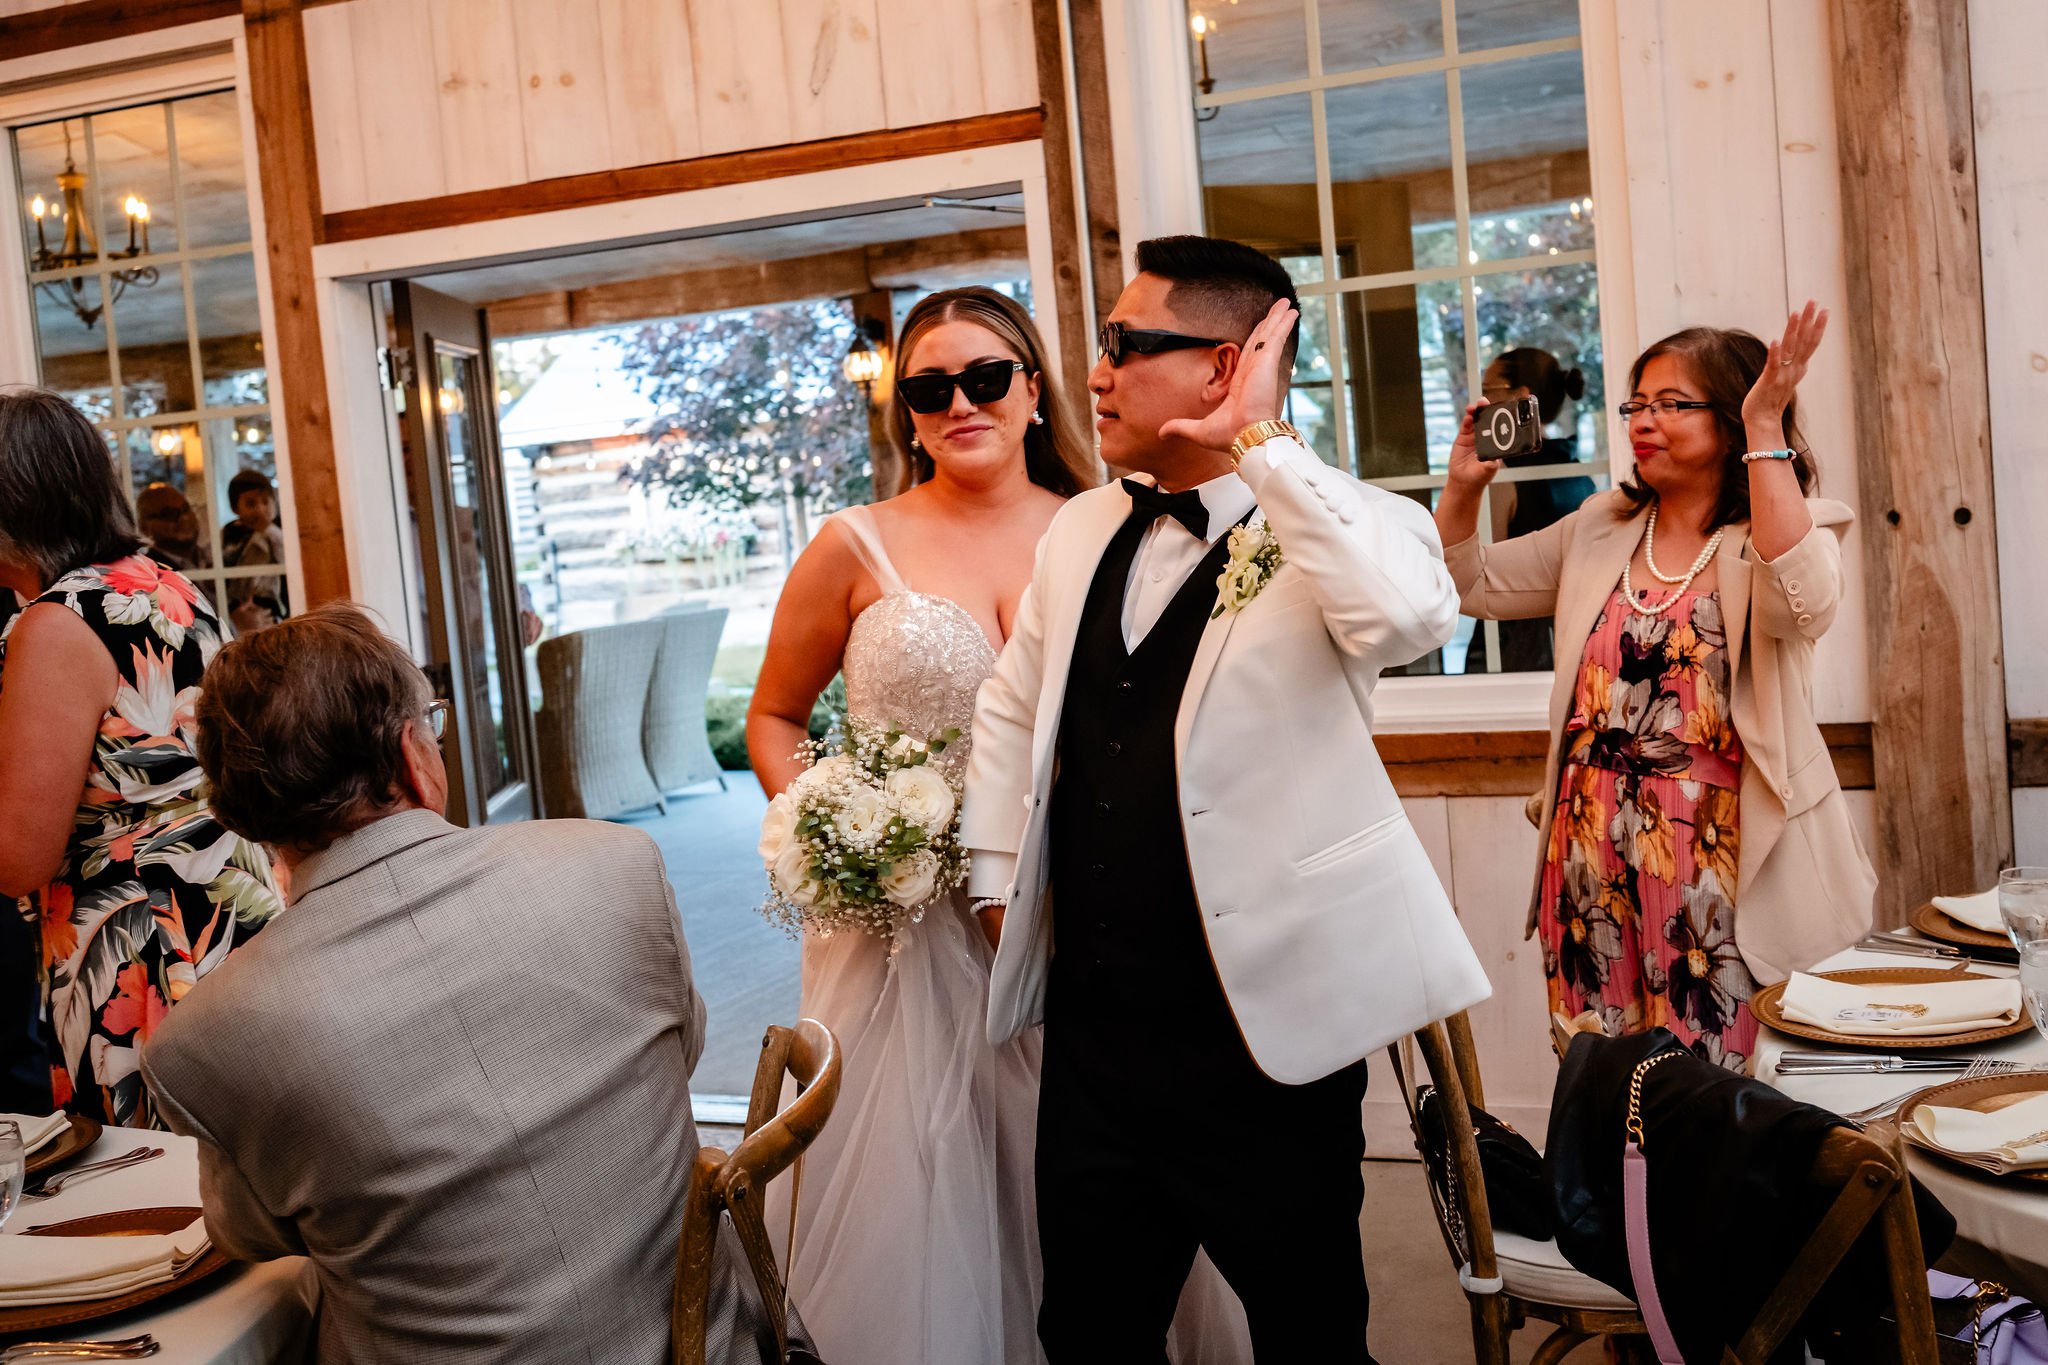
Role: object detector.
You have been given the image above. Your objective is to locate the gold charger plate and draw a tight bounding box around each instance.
[23,1115,100,1179]
[0,1206,230,1337]
[1910,901,2018,958]
[1897,1071,2048,1185]
[1752,965,2033,1049]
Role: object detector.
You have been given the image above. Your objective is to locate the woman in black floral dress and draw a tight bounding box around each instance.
[0,388,283,1127]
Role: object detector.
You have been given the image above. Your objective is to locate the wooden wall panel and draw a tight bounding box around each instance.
[302,1,369,212]
[1446,796,1553,1135]
[347,0,448,205]
[688,0,795,155]
[975,0,1037,111]
[597,0,703,166]
[511,0,614,180]
[875,0,982,127]
[779,0,889,145]
[1833,0,2010,921]
[429,0,529,194]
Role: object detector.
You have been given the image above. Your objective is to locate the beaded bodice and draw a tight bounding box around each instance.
[834,508,997,778]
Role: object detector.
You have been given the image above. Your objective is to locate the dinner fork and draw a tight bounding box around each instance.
[21,1147,162,1200]
[1839,1057,2019,1126]
[0,1334,157,1361]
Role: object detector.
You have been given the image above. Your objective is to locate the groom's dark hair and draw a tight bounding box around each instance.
[1135,235,1301,374]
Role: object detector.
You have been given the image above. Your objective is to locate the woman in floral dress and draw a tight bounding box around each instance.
[1436,305,1876,1071]
[0,388,282,1126]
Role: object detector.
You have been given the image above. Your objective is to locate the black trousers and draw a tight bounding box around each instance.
[1034,965,1377,1365]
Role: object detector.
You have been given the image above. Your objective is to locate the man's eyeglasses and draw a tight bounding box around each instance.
[424,699,450,741]
[896,360,1025,414]
[1617,399,1714,418]
[1097,321,1226,367]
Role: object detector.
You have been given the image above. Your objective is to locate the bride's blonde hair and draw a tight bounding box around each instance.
[889,287,1100,498]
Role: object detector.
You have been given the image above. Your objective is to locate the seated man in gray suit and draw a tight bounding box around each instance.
[142,601,706,1364]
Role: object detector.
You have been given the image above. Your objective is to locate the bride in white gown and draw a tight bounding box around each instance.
[745,288,1249,1365]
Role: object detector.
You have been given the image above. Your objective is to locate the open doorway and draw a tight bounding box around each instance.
[373,192,1034,1101]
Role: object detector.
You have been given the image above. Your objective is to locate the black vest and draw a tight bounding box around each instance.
[1046,508,1244,1027]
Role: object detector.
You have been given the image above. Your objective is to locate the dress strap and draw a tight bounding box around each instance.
[830,505,910,596]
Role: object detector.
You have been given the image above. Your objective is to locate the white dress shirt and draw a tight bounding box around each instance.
[1119,470,1259,648]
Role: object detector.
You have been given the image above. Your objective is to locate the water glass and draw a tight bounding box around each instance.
[2023,941,2048,1046]
[0,1120,21,1232]
[2000,867,2048,951]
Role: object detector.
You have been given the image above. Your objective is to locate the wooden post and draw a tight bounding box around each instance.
[1830,0,2010,922]
[1029,0,1093,417]
[849,287,908,500]
[1067,0,1124,326]
[243,0,349,606]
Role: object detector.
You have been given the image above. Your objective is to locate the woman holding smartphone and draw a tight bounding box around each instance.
[1434,304,1874,1072]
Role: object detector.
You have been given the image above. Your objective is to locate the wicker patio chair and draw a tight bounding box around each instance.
[534,619,666,820]
[645,604,730,797]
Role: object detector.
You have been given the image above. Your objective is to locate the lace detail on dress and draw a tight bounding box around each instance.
[833,507,996,777]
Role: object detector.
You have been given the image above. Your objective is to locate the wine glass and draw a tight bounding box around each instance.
[0,1120,22,1232]
[2022,941,2048,1046]
[1999,867,2048,951]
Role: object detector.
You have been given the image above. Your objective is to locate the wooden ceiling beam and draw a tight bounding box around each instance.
[323,109,1044,244]
[0,0,239,60]
[483,227,1029,338]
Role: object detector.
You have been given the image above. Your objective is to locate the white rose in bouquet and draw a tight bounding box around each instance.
[758,792,799,861]
[772,841,821,907]
[797,754,854,794]
[880,852,939,907]
[885,765,956,829]
[833,786,891,846]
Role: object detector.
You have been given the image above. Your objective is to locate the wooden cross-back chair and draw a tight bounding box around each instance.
[1396,1012,1940,1365]
[671,1019,841,1365]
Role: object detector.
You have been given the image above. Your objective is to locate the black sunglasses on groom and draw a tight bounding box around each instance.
[1096,319,1228,367]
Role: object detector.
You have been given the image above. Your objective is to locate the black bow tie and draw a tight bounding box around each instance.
[1121,479,1209,539]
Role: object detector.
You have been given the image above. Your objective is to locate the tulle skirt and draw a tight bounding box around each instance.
[770,891,1251,1365]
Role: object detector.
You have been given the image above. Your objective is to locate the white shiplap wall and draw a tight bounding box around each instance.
[301,0,1037,213]
[1970,0,2048,861]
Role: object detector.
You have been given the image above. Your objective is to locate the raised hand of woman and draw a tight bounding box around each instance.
[1742,299,1828,431]
[1445,401,1500,490]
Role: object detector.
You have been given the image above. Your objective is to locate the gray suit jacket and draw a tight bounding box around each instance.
[141,810,706,1364]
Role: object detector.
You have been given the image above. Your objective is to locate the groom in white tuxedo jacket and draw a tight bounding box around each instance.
[962,237,1492,1362]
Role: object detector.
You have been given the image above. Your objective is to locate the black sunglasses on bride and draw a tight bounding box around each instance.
[897,359,1026,414]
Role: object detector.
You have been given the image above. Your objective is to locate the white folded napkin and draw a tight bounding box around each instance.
[1779,972,2023,1037]
[1932,889,2005,935]
[1907,1090,2048,1175]
[0,1111,70,1156]
[0,1217,209,1307]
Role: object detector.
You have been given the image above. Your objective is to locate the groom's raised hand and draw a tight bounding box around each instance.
[1157,298,1298,451]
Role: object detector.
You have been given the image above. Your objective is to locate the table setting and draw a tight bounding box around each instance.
[0,1121,312,1364]
[1756,865,2048,1303]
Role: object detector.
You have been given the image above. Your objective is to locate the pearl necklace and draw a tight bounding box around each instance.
[1622,502,1723,617]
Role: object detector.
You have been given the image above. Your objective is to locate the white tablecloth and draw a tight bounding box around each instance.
[3,1126,313,1364]
[1757,942,2048,1303]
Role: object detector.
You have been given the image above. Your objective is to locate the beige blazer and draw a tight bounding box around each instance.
[1445,489,1874,984]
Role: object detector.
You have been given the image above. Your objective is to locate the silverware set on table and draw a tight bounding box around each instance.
[1775,1055,2041,1125]
[20,1149,163,1202]
[1853,931,2000,963]
[0,1335,157,1360]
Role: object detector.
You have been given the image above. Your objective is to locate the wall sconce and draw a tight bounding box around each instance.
[842,317,888,398]
[1191,13,1221,122]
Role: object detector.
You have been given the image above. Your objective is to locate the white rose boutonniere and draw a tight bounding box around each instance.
[1212,514,1285,618]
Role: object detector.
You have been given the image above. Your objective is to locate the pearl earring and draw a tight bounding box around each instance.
[910,435,922,450]
[1029,411,1045,425]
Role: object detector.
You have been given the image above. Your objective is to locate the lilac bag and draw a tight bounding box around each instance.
[1927,1271,2048,1365]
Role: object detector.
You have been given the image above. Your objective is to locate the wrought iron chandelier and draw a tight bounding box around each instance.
[26,120,158,330]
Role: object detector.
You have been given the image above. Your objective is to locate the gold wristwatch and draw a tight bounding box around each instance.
[1229,418,1300,472]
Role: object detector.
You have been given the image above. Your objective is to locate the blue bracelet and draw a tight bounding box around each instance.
[1741,448,1797,463]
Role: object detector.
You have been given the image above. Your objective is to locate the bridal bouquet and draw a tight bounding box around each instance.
[757,720,970,940]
